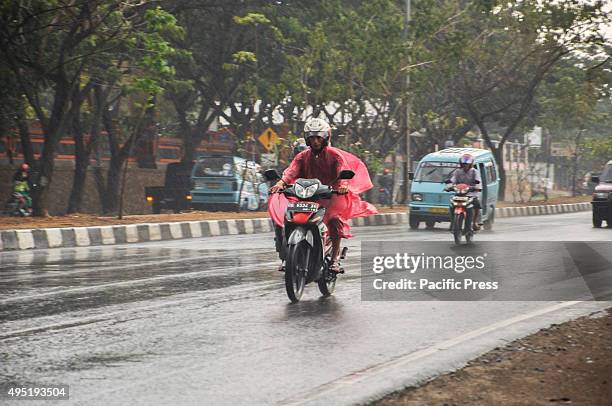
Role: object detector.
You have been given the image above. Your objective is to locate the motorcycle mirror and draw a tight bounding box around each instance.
[338,170,355,180]
[263,169,281,182]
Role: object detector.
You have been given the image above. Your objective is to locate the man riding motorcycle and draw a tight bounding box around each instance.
[12,163,33,213]
[269,117,377,273]
[448,154,482,230]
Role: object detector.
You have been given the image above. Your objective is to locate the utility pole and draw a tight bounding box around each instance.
[403,0,411,203]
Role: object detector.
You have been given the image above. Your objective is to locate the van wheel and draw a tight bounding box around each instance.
[425,220,435,229]
[484,208,494,230]
[409,214,420,230]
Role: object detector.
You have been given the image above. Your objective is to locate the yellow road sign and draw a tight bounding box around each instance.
[258,127,280,151]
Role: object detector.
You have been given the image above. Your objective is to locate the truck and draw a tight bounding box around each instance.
[144,162,194,214]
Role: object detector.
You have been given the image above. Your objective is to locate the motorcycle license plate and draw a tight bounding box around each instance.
[287,202,319,212]
[428,207,447,213]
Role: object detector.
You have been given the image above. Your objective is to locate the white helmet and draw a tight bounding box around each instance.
[303,117,331,146]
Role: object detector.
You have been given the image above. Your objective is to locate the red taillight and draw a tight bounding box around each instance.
[292,212,312,224]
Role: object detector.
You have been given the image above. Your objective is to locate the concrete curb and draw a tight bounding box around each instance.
[493,202,591,218]
[0,202,591,251]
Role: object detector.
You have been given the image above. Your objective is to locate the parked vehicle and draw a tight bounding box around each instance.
[591,160,612,227]
[145,162,194,214]
[190,155,261,211]
[408,148,499,230]
[265,169,355,302]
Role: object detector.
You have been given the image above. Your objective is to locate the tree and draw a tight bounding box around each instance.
[447,0,609,199]
[166,1,285,164]
[273,0,406,157]
[0,0,159,215]
[89,6,186,215]
[537,52,612,194]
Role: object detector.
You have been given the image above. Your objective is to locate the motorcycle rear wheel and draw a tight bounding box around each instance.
[285,242,309,303]
[317,260,336,297]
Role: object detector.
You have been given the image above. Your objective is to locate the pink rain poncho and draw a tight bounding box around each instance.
[268,146,378,239]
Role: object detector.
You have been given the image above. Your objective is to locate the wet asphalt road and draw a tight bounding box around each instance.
[1,211,611,405]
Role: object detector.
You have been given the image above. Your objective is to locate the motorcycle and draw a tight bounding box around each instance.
[265,169,355,302]
[3,192,32,217]
[445,182,479,244]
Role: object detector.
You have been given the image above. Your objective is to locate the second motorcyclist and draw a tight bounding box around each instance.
[447,154,482,230]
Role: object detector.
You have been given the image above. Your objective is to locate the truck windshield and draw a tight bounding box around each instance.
[193,157,235,177]
[602,164,612,182]
[415,162,460,183]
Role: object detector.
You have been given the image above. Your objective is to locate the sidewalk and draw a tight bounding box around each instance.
[0,202,592,251]
[374,308,612,405]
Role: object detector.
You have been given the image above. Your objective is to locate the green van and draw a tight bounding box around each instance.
[408,148,500,230]
[190,155,262,211]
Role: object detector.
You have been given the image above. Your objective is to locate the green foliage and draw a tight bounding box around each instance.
[234,13,271,26]
[3,0,610,175]
[585,137,612,164]
[130,7,185,96]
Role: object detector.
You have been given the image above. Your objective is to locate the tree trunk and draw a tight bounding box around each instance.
[176,104,195,164]
[32,80,72,216]
[15,101,35,167]
[67,83,96,214]
[103,155,124,214]
[92,166,107,210]
[67,115,89,213]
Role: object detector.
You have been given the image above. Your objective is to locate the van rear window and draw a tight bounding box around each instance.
[415,162,460,183]
[193,157,235,177]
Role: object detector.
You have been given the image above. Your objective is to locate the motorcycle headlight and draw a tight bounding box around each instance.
[411,193,423,202]
[295,183,318,199]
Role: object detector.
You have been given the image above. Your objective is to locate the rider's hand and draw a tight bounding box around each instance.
[337,184,349,195]
[270,180,286,193]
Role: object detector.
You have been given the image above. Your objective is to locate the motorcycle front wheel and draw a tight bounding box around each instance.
[285,242,309,303]
[453,213,464,245]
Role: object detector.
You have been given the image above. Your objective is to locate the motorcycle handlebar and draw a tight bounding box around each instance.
[268,186,347,195]
[445,185,481,192]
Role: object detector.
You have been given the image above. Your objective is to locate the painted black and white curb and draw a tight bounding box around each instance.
[0,202,591,251]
